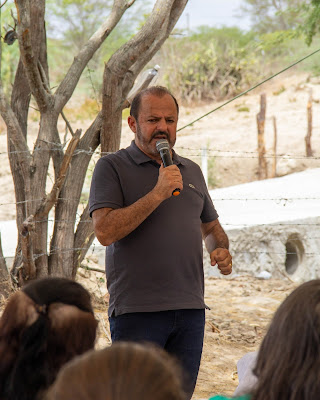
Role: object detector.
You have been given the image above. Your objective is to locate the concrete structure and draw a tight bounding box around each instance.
[204,168,320,282]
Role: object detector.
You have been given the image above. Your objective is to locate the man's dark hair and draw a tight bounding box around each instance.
[130,86,179,120]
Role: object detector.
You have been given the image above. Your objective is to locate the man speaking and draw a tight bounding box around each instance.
[89,86,232,398]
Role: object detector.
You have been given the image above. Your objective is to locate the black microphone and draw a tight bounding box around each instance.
[156,139,181,197]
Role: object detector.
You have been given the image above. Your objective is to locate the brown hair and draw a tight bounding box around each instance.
[46,342,185,400]
[251,279,320,400]
[130,86,179,120]
[0,277,98,400]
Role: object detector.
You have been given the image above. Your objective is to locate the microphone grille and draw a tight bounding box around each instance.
[156,139,170,152]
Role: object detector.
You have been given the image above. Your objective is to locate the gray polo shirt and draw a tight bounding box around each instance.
[89,141,218,316]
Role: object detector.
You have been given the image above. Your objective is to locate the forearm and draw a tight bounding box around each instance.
[202,219,229,253]
[204,232,229,253]
[93,189,163,246]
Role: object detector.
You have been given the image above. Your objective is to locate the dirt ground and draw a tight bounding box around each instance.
[0,70,318,397]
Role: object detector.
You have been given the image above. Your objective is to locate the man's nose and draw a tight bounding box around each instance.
[156,119,168,131]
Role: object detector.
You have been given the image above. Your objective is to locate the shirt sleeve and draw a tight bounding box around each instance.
[89,156,124,217]
[199,168,219,223]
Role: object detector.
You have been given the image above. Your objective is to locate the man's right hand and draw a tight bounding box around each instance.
[153,164,183,200]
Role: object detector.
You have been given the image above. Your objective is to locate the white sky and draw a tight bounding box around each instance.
[174,0,252,31]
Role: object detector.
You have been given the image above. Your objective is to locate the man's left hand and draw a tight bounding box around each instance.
[210,248,232,275]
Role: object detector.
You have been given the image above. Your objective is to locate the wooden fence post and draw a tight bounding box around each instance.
[256,93,268,179]
[305,89,313,157]
[272,116,277,178]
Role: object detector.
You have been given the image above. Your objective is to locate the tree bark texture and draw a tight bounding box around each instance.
[0,234,13,299]
[0,0,188,287]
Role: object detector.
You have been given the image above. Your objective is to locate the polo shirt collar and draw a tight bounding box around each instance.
[127,140,184,166]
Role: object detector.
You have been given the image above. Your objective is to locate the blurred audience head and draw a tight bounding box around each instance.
[46,341,185,400]
[0,277,98,400]
[252,279,320,400]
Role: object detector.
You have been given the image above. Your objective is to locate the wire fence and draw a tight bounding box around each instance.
[1,48,320,268]
[1,146,320,160]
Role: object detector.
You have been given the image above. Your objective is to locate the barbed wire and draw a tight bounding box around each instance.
[223,222,320,227]
[0,247,319,265]
[0,219,319,227]
[177,47,320,132]
[0,198,319,213]
[1,146,320,160]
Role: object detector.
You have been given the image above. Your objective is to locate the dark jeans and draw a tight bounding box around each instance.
[109,309,205,400]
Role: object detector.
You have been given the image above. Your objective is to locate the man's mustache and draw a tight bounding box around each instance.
[151,131,169,140]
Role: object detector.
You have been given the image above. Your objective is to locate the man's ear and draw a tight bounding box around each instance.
[128,115,137,133]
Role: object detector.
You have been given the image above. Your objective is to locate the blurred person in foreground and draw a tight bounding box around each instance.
[45,341,185,400]
[89,86,232,398]
[210,279,320,400]
[0,277,98,400]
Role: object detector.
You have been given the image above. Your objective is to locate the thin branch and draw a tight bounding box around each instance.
[15,0,53,112]
[61,110,75,137]
[0,82,30,158]
[37,59,51,94]
[108,0,188,79]
[34,129,82,220]
[54,0,136,112]
[0,0,9,9]
[20,215,36,282]
[73,205,95,276]
[79,264,105,274]
[38,60,75,137]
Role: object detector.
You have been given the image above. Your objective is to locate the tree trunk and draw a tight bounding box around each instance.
[0,0,188,290]
[0,234,13,298]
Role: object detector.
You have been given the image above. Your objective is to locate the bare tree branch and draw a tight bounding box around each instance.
[129,0,185,80]
[107,0,187,77]
[15,0,53,112]
[0,83,30,165]
[54,0,136,112]
[61,111,75,137]
[73,204,95,278]
[38,60,75,137]
[34,130,82,220]
[2,0,187,287]
[0,0,9,9]
[20,215,36,282]
[100,0,188,152]
[49,113,102,277]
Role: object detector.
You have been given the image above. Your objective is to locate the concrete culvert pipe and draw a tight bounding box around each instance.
[285,235,304,275]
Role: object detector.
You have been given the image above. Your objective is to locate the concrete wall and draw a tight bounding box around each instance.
[203,216,320,282]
